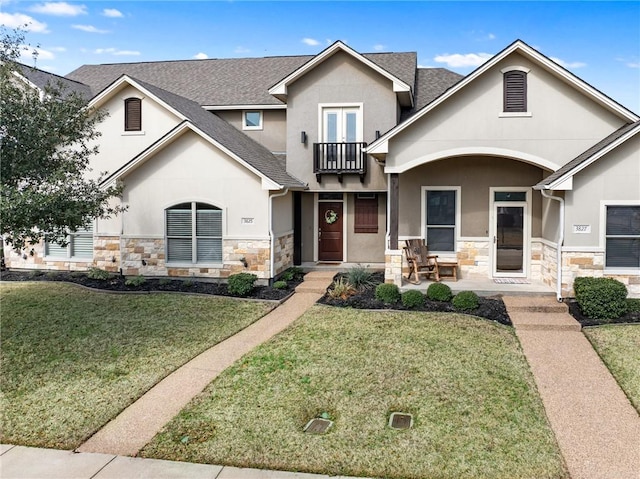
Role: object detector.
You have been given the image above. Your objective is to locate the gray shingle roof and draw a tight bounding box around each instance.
[67,51,418,106]
[122,76,306,189]
[535,121,640,188]
[413,68,464,111]
[17,63,91,99]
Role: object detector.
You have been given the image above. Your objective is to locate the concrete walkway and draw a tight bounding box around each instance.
[0,444,364,479]
[77,271,335,457]
[504,296,640,479]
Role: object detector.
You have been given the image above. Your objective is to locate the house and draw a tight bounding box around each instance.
[4,40,639,297]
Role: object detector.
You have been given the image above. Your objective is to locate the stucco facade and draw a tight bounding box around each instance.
[6,40,639,295]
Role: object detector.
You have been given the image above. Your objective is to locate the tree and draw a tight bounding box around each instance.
[0,27,124,251]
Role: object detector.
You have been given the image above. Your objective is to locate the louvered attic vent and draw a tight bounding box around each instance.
[503,71,527,112]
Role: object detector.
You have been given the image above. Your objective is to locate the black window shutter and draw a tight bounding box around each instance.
[504,71,527,112]
[125,98,142,131]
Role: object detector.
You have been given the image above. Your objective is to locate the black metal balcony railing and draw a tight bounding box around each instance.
[313,142,367,183]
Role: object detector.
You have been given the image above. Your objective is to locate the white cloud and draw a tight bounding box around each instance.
[373,44,385,52]
[94,47,139,56]
[193,52,208,59]
[72,24,109,34]
[102,8,123,18]
[615,56,639,69]
[0,12,49,33]
[49,46,66,52]
[434,52,492,68]
[627,62,640,69]
[488,33,496,40]
[302,37,320,46]
[30,2,87,16]
[550,56,586,69]
[234,46,250,54]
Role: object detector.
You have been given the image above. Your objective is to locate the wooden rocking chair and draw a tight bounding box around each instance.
[404,239,440,284]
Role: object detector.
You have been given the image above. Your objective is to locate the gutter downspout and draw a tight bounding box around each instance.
[269,188,289,285]
[540,189,564,302]
[385,173,391,250]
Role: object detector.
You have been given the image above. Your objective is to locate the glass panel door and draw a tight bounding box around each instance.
[494,205,524,274]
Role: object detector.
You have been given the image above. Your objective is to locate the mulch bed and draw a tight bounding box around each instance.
[318,272,512,326]
[565,299,640,327]
[0,269,303,301]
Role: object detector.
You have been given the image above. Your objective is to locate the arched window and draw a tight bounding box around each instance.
[166,202,222,263]
[503,70,527,112]
[124,97,142,131]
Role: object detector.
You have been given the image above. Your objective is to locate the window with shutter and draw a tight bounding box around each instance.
[124,98,142,131]
[45,225,93,259]
[503,71,527,112]
[605,205,640,268]
[354,194,378,233]
[166,202,222,263]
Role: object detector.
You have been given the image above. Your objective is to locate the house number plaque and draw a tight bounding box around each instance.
[241,217,255,225]
[572,224,591,234]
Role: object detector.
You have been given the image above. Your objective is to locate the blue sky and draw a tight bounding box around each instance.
[2,1,639,112]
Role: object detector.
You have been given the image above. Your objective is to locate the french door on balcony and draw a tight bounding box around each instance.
[321,106,362,170]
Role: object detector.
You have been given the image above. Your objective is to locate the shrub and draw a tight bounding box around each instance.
[125,275,146,287]
[375,283,400,304]
[328,277,355,299]
[280,270,294,281]
[273,280,288,290]
[228,272,258,297]
[574,277,627,320]
[182,279,194,288]
[87,267,110,281]
[627,298,640,313]
[453,291,479,311]
[401,290,424,309]
[427,282,453,302]
[347,264,376,291]
[158,278,172,286]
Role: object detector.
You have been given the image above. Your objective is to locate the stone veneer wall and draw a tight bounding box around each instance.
[273,232,294,277]
[561,251,640,298]
[120,237,273,279]
[3,240,88,271]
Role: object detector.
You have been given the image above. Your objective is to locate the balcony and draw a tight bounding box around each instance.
[313,142,367,183]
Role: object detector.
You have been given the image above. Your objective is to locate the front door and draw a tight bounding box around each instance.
[318,202,343,261]
[493,203,526,276]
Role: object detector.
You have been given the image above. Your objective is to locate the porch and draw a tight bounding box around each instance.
[301,261,555,296]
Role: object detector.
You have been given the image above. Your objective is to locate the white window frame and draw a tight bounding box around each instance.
[421,186,461,256]
[600,200,640,271]
[317,103,363,143]
[165,202,224,265]
[44,224,94,260]
[242,110,263,131]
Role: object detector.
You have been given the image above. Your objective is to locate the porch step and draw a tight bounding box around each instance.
[502,295,568,314]
[295,281,331,294]
[295,270,338,295]
[303,270,339,281]
[509,312,581,332]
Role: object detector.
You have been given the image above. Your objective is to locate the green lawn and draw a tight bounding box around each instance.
[0,282,273,449]
[143,306,567,479]
[584,324,640,412]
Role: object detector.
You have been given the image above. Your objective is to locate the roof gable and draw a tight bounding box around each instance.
[535,121,640,190]
[368,39,639,156]
[93,75,305,190]
[268,41,414,107]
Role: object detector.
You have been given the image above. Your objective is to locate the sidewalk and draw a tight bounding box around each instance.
[0,444,364,479]
[504,296,640,479]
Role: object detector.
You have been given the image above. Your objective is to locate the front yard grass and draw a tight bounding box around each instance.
[143,306,567,479]
[0,282,273,449]
[583,324,640,412]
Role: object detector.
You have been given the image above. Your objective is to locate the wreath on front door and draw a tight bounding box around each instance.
[325,209,338,224]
